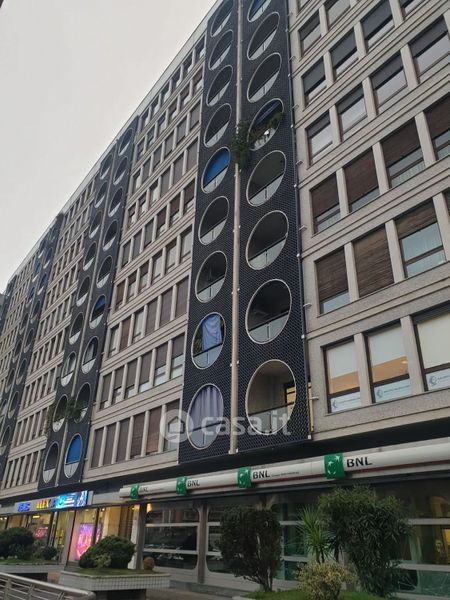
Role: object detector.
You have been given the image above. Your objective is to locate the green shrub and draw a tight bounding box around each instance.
[79,536,135,569]
[0,528,34,559]
[41,545,58,561]
[9,543,33,560]
[93,553,112,569]
[298,562,354,600]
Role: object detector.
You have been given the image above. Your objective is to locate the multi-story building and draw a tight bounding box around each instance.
[0,0,448,596]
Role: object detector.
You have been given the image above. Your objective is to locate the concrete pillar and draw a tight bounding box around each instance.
[415,111,436,168]
[372,142,390,194]
[344,242,359,301]
[434,192,450,260]
[336,167,349,218]
[401,316,424,395]
[354,333,372,407]
[385,219,405,283]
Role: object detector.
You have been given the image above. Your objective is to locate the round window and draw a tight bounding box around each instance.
[90,295,106,328]
[247,54,281,103]
[43,443,59,483]
[37,273,47,295]
[114,157,128,184]
[209,31,233,70]
[53,396,68,432]
[103,221,118,251]
[95,182,108,207]
[192,313,225,369]
[100,154,113,179]
[247,211,287,269]
[97,256,112,288]
[64,435,82,478]
[204,105,232,147]
[248,12,279,60]
[202,148,230,193]
[246,360,296,434]
[248,0,271,21]
[196,252,227,302]
[247,280,291,343]
[24,329,34,351]
[77,277,90,306]
[211,0,233,37]
[0,427,11,454]
[8,392,18,419]
[82,338,98,373]
[5,370,14,392]
[207,67,232,107]
[247,151,285,206]
[119,128,133,155]
[31,300,41,322]
[61,353,76,386]
[248,99,283,150]
[17,358,27,382]
[69,313,83,344]
[188,385,224,449]
[74,384,90,423]
[89,212,102,238]
[199,197,229,245]
[83,242,97,271]
[109,188,123,216]
[43,248,52,269]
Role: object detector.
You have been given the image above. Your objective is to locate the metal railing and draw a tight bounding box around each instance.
[0,572,96,600]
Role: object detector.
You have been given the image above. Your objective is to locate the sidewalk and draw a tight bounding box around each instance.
[147,590,237,600]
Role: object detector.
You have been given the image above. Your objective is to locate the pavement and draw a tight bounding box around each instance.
[147,590,237,600]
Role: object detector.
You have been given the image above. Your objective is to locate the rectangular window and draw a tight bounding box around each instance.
[180,228,193,261]
[316,249,349,313]
[91,429,103,468]
[168,101,177,123]
[153,145,162,169]
[130,413,145,458]
[146,407,162,454]
[127,205,137,230]
[139,262,149,292]
[361,0,393,49]
[325,0,349,26]
[190,104,200,129]
[170,334,185,379]
[165,240,177,273]
[354,227,394,297]
[344,149,379,211]
[367,325,410,402]
[416,309,450,391]
[186,140,198,171]
[396,201,445,277]
[175,278,189,317]
[120,317,131,350]
[154,344,168,386]
[159,289,172,327]
[132,231,142,260]
[371,54,406,107]
[116,419,130,462]
[307,113,332,162]
[337,86,366,139]
[410,18,450,80]
[177,118,187,144]
[311,174,340,232]
[146,300,158,334]
[180,86,190,109]
[425,94,450,160]
[142,159,151,183]
[144,221,153,248]
[173,155,184,184]
[299,13,320,54]
[161,168,171,197]
[382,121,425,187]
[112,367,124,404]
[108,326,119,357]
[326,340,361,412]
[100,373,112,409]
[164,132,174,157]
[125,360,137,399]
[136,139,145,162]
[103,424,116,466]
[139,352,152,393]
[170,195,181,225]
[303,59,326,104]
[133,309,145,342]
[193,70,203,94]
[331,31,357,78]
[164,401,180,451]
[126,272,137,301]
[183,181,195,213]
[121,242,131,267]
[399,0,420,15]
[138,194,147,217]
[155,209,167,239]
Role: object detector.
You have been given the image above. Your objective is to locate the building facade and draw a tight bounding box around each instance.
[0,0,449,596]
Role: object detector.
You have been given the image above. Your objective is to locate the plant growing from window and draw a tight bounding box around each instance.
[231,121,251,170]
[248,110,283,148]
[217,506,281,592]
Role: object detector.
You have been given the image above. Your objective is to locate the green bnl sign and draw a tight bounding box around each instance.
[324,453,345,480]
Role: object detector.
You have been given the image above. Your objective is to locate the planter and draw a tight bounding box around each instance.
[59,569,170,600]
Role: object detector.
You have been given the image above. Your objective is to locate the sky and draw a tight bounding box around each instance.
[0,0,216,291]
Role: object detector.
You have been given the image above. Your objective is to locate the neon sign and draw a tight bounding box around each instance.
[16,491,89,513]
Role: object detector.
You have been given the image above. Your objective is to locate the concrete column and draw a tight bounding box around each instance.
[354,333,372,407]
[330,105,341,146]
[318,4,328,37]
[133,504,147,570]
[415,112,436,168]
[362,76,377,121]
[141,410,150,457]
[354,22,367,60]
[196,501,208,584]
[373,142,390,194]
[111,419,120,464]
[158,405,167,453]
[99,426,107,467]
[323,51,334,87]
[126,416,133,461]
[400,45,419,90]
[385,219,405,283]
[433,192,450,260]
[336,167,349,218]
[389,0,404,27]
[401,316,424,395]
[344,242,359,301]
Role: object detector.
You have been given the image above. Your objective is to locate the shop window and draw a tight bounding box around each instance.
[307,114,332,162]
[396,202,445,277]
[311,174,340,232]
[164,401,181,451]
[316,249,349,313]
[192,314,224,369]
[116,419,130,462]
[367,324,410,402]
[382,121,424,187]
[69,508,97,561]
[188,385,224,449]
[344,149,379,212]
[299,13,320,54]
[246,361,296,434]
[354,227,394,297]
[361,0,393,49]
[154,344,168,386]
[130,413,145,458]
[303,59,326,105]
[337,86,366,139]
[410,19,450,80]
[125,360,137,399]
[331,31,357,78]
[326,340,361,412]
[325,0,349,27]
[425,94,450,160]
[371,54,406,108]
[147,407,162,454]
[416,308,450,391]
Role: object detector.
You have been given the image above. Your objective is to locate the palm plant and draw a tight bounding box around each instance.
[297,505,334,564]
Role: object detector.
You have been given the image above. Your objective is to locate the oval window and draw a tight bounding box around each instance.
[119,127,133,155]
[199,197,229,244]
[61,353,76,386]
[37,273,47,295]
[82,338,98,373]
[17,358,27,382]
[207,67,232,106]
[5,370,14,392]
[248,12,279,60]
[203,148,230,193]
[192,313,225,369]
[83,243,97,271]
[13,340,22,361]
[43,248,52,269]
[69,313,83,344]
[247,211,287,269]
[8,392,19,419]
[31,300,41,322]
[89,212,102,238]
[188,385,224,449]
[204,105,231,147]
[103,221,118,251]
[209,31,233,70]
[90,295,106,328]
[24,329,34,351]
[114,157,128,184]
[77,277,90,306]
[97,256,112,288]
[95,182,108,207]
[247,280,291,343]
[100,154,112,179]
[0,427,11,454]
[248,0,271,21]
[74,384,90,423]
[53,396,68,432]
[43,443,59,482]
[196,253,227,302]
[109,188,123,216]
[64,435,82,478]
[211,0,233,37]
[246,360,296,434]
[248,99,283,150]
[248,54,281,103]
[247,151,285,206]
